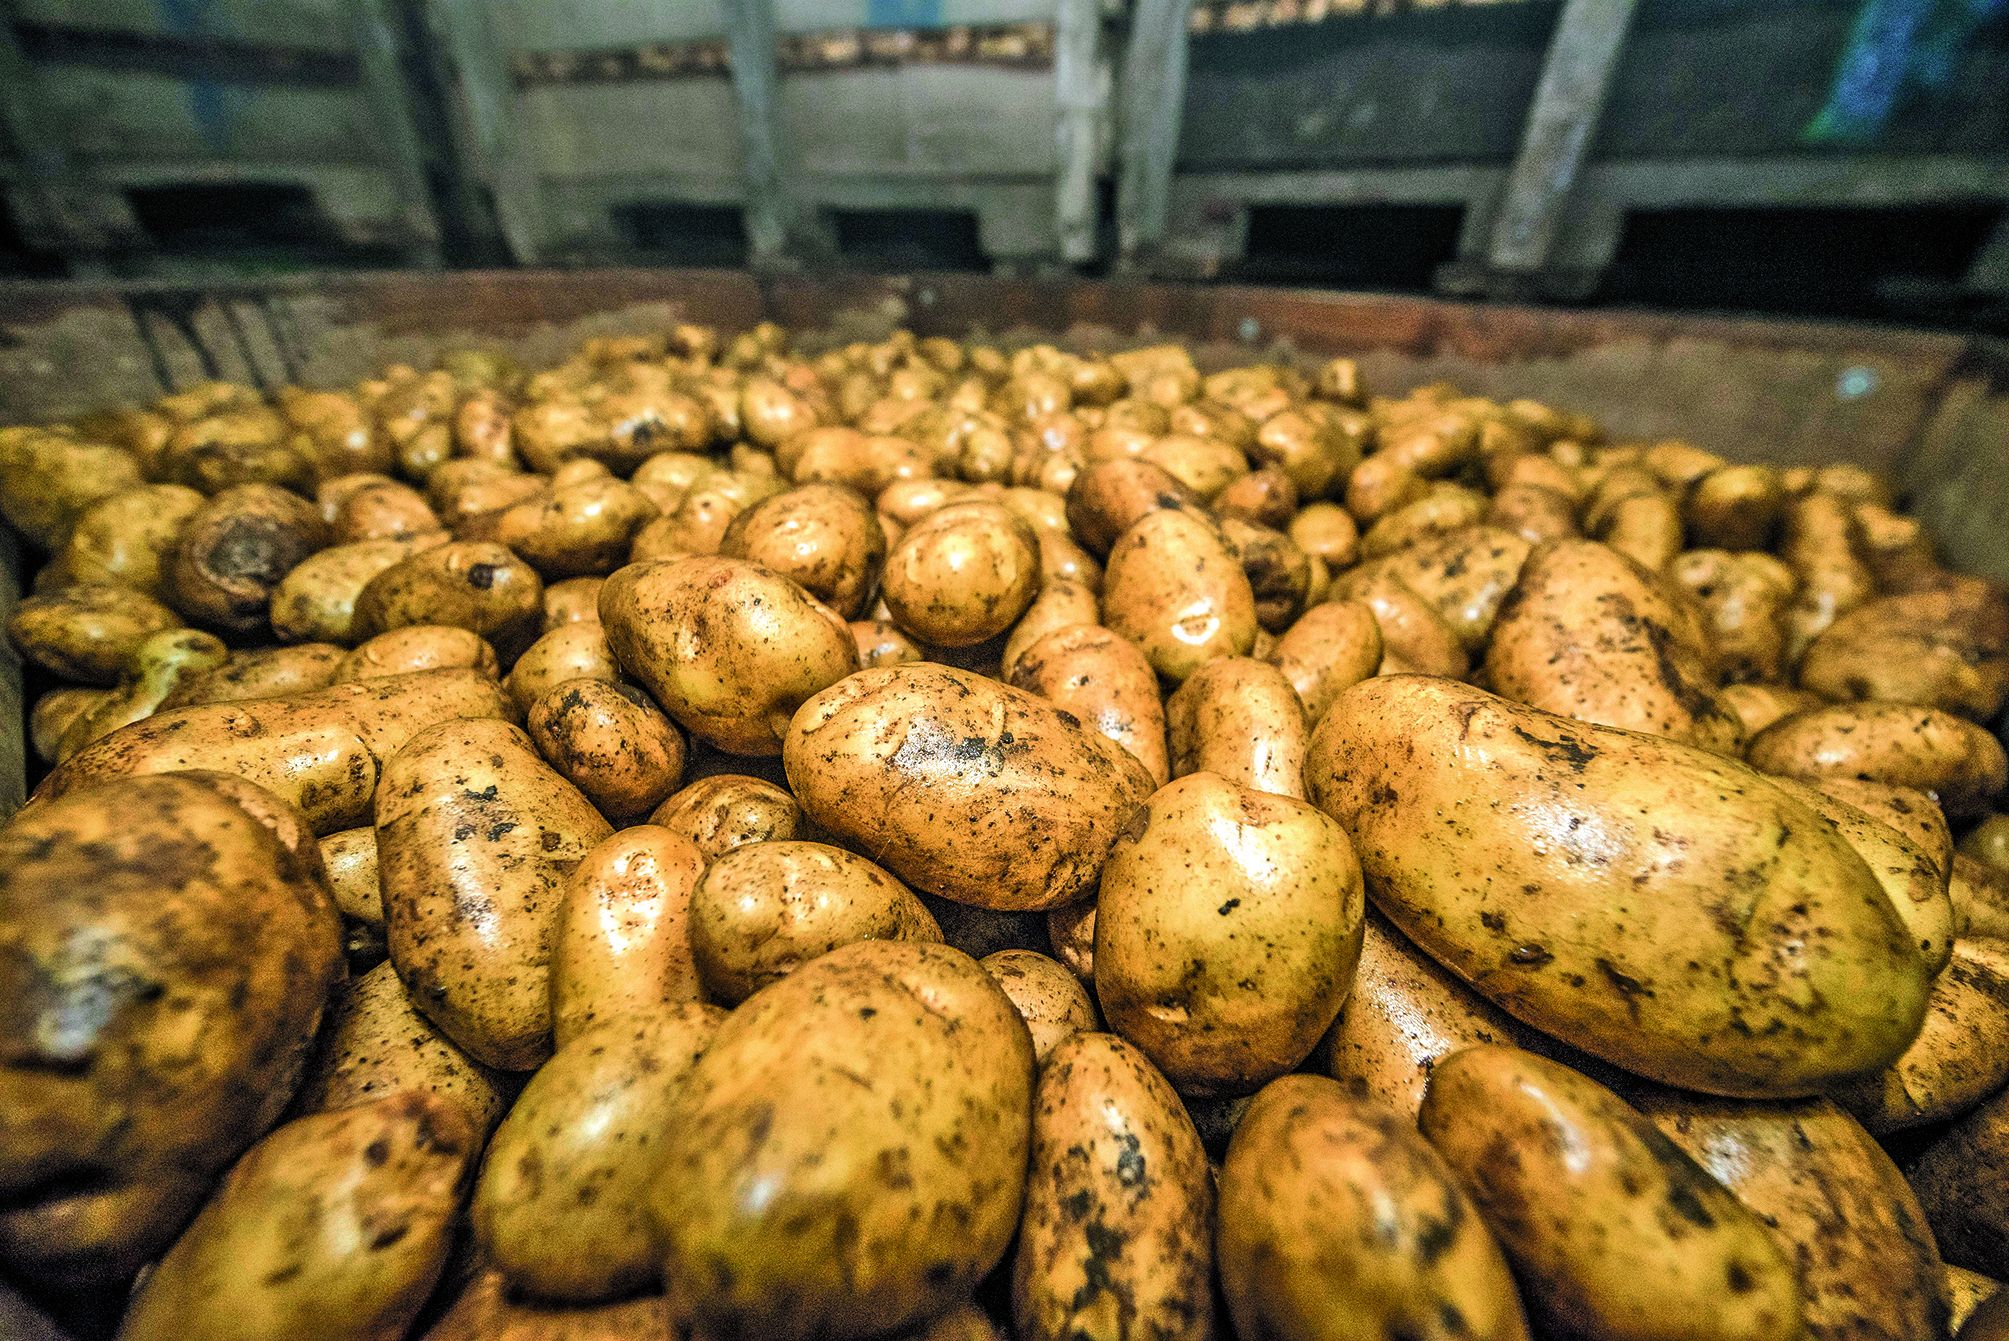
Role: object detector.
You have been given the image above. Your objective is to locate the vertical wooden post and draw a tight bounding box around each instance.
[721,0,824,268]
[1114,0,1197,268]
[1052,0,1103,266]
[416,0,545,263]
[352,0,443,265]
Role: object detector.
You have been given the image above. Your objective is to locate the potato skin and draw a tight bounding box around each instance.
[270,538,432,644]
[1102,508,1258,681]
[1001,577,1101,679]
[1747,704,2008,820]
[1165,657,1309,798]
[1769,776,1953,973]
[1009,623,1170,787]
[335,625,499,683]
[1217,1074,1531,1341]
[1835,938,2009,1134]
[419,1269,672,1340]
[1012,1032,1214,1341]
[505,620,619,713]
[786,664,1155,911]
[118,1094,475,1341]
[376,719,612,1070]
[720,481,888,619]
[883,500,1043,647]
[648,773,805,859]
[646,940,1035,1341]
[0,775,342,1287]
[1910,1082,2009,1282]
[1306,676,1929,1097]
[1419,1046,1803,1341]
[979,949,1099,1064]
[691,841,942,1003]
[160,642,346,709]
[7,583,181,684]
[600,555,859,756]
[170,483,328,634]
[1095,773,1362,1095]
[1379,525,1532,652]
[1800,588,2009,720]
[528,678,686,820]
[474,1005,724,1303]
[1267,598,1382,725]
[354,540,544,660]
[56,482,205,601]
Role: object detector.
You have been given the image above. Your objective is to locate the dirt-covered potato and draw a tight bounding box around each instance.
[118,1094,474,1341]
[377,718,612,1070]
[1008,622,1169,786]
[1165,657,1309,799]
[1215,464,1299,528]
[1095,772,1363,1095]
[1780,491,1875,661]
[354,540,544,661]
[334,624,500,683]
[646,940,1035,1341]
[1719,682,1827,738]
[170,483,329,634]
[1748,703,2009,819]
[881,500,1042,648]
[720,481,888,619]
[1687,463,1784,550]
[1950,1266,2004,1335]
[1265,599,1381,725]
[474,1005,724,1303]
[1331,562,1469,678]
[0,774,342,1287]
[1102,508,1258,681]
[1218,1074,1531,1341]
[1013,1031,1214,1341]
[270,537,435,644]
[550,826,705,1047]
[1670,548,1797,685]
[1769,775,1954,972]
[29,684,106,763]
[1800,587,2009,720]
[1834,938,2009,1133]
[328,478,441,545]
[487,477,658,578]
[7,583,181,684]
[1064,458,1203,556]
[318,826,382,927]
[1639,1093,1949,1341]
[56,482,205,601]
[528,678,686,820]
[1420,1047,1803,1341]
[0,426,146,549]
[49,626,230,760]
[648,773,806,859]
[1911,1079,2009,1282]
[160,642,346,709]
[690,841,940,1004]
[419,1269,672,1340]
[1307,676,1930,1097]
[600,555,858,755]
[1375,525,1532,653]
[786,664,1155,911]
[1810,777,1954,879]
[1000,577,1100,679]
[852,618,925,668]
[1288,501,1362,568]
[979,949,1099,1064]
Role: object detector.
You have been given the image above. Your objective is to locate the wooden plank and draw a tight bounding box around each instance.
[418,0,547,261]
[1050,0,1101,263]
[721,0,829,265]
[1484,0,1640,275]
[1113,0,1198,265]
[351,0,443,259]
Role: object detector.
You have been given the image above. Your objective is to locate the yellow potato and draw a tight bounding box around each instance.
[7,583,181,684]
[1835,938,2009,1133]
[549,826,706,1047]
[1331,563,1469,678]
[1218,1074,1531,1341]
[978,949,1099,1064]
[1688,463,1785,550]
[1287,501,1361,569]
[528,678,686,820]
[1808,778,1952,879]
[269,537,436,644]
[55,482,205,601]
[1800,587,2009,720]
[1378,525,1532,652]
[170,483,328,635]
[851,617,925,668]
[1165,657,1309,799]
[1718,682,1827,739]
[1000,577,1100,679]
[1008,623,1169,786]
[1063,458,1202,556]
[318,825,382,926]
[1013,1032,1214,1341]
[334,624,500,683]
[1102,508,1258,681]
[491,477,659,578]
[1748,703,2009,819]
[330,478,441,544]
[419,1269,671,1340]
[29,684,107,763]
[720,481,889,618]
[1670,548,1797,685]
[1954,854,2009,942]
[1047,900,1097,982]
[883,500,1043,648]
[354,540,545,660]
[541,575,606,631]
[0,426,147,549]
[1769,776,1953,972]
[159,642,346,709]
[1220,516,1316,632]
[1950,1266,2004,1335]
[647,773,806,859]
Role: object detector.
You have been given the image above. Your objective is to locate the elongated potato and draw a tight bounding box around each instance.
[1164,657,1309,798]
[118,1094,474,1341]
[377,719,612,1069]
[1008,622,1169,786]
[7,584,181,684]
[646,940,1035,1341]
[528,678,686,820]
[979,949,1098,1063]
[1800,587,2009,720]
[57,482,205,601]
[1218,1074,1531,1341]
[475,1005,724,1302]
[1639,1093,1949,1341]
[1332,562,1469,678]
[1013,1032,1214,1341]
[1769,776,1953,972]
[1420,1046,1803,1341]
[1102,508,1258,681]
[1810,778,1953,880]
[160,642,346,709]
[1096,772,1363,1095]
[786,664,1155,911]
[1307,676,1929,1097]
[1748,704,2008,819]
[550,826,706,1047]
[1835,937,2009,1133]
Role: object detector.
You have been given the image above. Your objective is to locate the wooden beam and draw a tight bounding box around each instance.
[416,0,545,263]
[1114,0,1198,267]
[1484,0,1640,276]
[351,0,442,263]
[1051,0,1103,265]
[720,0,826,268]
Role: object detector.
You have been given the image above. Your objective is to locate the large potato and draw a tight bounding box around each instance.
[1012,1032,1214,1341]
[1378,524,1532,651]
[600,555,858,755]
[528,678,686,820]
[648,773,806,859]
[160,642,346,709]
[550,826,706,1047]
[1420,1046,1803,1341]
[1748,703,2008,819]
[1101,508,1258,681]
[785,664,1155,911]
[7,583,181,684]
[1096,772,1363,1095]
[354,540,544,660]
[474,1005,724,1302]
[0,775,341,1287]
[1164,657,1309,799]
[1835,938,2009,1133]
[646,940,1035,1341]
[1307,676,1929,1097]
[720,481,888,618]
[118,1094,474,1341]
[1008,622,1169,786]
[690,840,942,1003]
[1800,587,2009,720]
[1769,776,1954,973]
[1217,1074,1531,1341]
[377,719,612,1070]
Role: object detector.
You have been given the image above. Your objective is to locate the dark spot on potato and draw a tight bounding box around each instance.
[466,564,498,590]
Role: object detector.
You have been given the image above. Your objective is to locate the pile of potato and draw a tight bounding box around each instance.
[3,318,2008,1341]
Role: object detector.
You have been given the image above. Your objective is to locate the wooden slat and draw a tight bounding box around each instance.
[1051,0,1102,264]
[721,0,828,265]
[1113,0,1197,265]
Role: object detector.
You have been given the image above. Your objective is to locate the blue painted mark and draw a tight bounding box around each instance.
[152,0,241,153]
[1804,0,2007,145]
[867,0,947,30]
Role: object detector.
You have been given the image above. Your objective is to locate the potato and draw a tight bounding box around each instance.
[1012,1032,1214,1341]
[319,827,382,935]
[1065,458,1203,557]
[1968,815,2009,874]
[1102,508,1258,681]
[160,642,346,709]
[600,556,858,755]
[1287,501,1361,568]
[0,426,146,548]
[335,624,500,682]
[505,620,618,711]
[882,500,1042,648]
[330,478,441,545]
[1834,938,2009,1133]
[1687,463,1784,549]
[51,626,229,759]
[420,1269,671,1340]
[1361,486,1489,561]
[1331,563,1469,677]
[1801,588,2009,720]
[475,1005,724,1302]
[847,618,920,668]
[158,406,312,493]
[979,949,1098,1064]
[1215,464,1299,529]
[1000,577,1100,680]
[7,583,181,684]
[1096,772,1363,1095]
[648,773,805,859]
[1719,682,1826,738]
[1770,776,1953,972]
[1219,516,1314,632]
[354,540,544,661]
[1251,406,1366,500]
[377,718,612,1069]
[1488,480,1581,545]
[57,482,205,600]
[1377,525,1532,652]
[1809,778,1953,879]
[295,960,506,1138]
[168,483,328,635]
[1781,491,1875,660]
[1307,676,1930,1097]
[1266,599,1381,725]
[1218,1074,1531,1341]
[1638,1093,1949,1341]
[29,685,106,763]
[1420,1046,1803,1341]
[0,774,341,1286]
[1910,1076,2009,1283]
[786,664,1155,911]
[719,482,888,619]
[541,575,606,631]
[1670,548,1797,684]
[794,431,931,495]
[1487,539,1744,753]
[646,940,1035,1341]
[1953,854,2009,942]
[1951,1267,2004,1335]
[1009,623,1169,786]
[528,678,686,820]
[118,1093,473,1341]
[1165,657,1309,799]
[549,826,705,1047]
[486,478,655,578]
[1747,703,2009,819]
[40,668,513,833]
[270,538,435,644]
